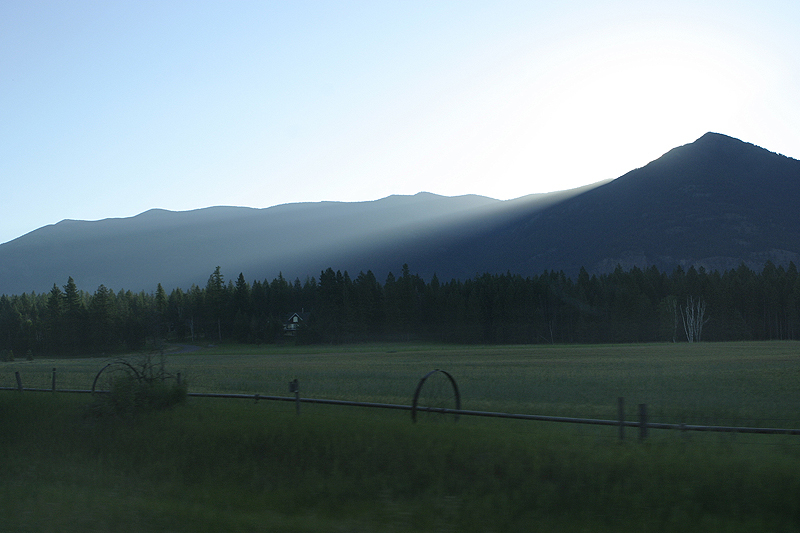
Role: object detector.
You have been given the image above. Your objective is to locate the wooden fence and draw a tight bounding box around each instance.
[4,369,800,440]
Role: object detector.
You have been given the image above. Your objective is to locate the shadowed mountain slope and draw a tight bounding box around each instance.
[1,132,798,295]
[402,132,800,279]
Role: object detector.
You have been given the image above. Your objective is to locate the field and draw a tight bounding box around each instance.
[2,342,800,531]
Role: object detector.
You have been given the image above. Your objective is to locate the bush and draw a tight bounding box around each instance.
[102,376,187,417]
[87,352,186,418]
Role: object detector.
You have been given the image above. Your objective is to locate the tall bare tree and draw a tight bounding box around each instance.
[680,296,709,343]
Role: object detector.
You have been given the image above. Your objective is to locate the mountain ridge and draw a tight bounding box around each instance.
[2,132,798,295]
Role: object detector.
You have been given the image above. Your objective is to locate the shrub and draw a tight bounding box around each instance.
[104,376,187,417]
[87,352,186,418]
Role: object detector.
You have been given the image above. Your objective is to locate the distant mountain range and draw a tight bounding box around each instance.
[2,132,799,295]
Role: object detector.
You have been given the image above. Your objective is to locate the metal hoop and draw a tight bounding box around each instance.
[91,361,142,394]
[411,369,461,423]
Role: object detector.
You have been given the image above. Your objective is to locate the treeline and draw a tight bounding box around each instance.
[1,262,799,357]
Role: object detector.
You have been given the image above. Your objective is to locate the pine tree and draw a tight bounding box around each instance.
[205,267,226,341]
[89,284,115,352]
[62,277,86,353]
[45,284,64,354]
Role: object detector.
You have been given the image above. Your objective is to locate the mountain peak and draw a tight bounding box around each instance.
[692,131,751,150]
[685,131,794,161]
[697,131,735,142]
[669,132,747,156]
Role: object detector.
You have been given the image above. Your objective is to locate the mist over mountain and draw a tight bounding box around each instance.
[1,132,798,295]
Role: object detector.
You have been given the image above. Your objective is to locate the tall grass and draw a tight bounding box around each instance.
[5,341,798,426]
[2,392,799,532]
[3,342,800,530]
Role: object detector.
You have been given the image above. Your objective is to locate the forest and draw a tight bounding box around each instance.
[1,261,799,358]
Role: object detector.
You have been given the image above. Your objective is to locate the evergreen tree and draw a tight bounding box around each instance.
[167,287,186,339]
[231,273,251,342]
[0,295,18,354]
[154,283,168,342]
[89,284,115,352]
[62,277,86,353]
[45,284,64,354]
[205,267,226,342]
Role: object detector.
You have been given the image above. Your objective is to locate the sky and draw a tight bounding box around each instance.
[2,1,799,245]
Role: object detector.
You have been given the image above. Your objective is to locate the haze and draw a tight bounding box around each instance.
[2,1,799,245]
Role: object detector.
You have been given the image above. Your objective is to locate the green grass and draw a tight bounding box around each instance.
[2,342,800,531]
[5,341,800,425]
[1,392,799,532]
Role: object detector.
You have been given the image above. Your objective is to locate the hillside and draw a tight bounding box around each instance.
[400,132,800,279]
[1,132,798,295]
[0,191,584,295]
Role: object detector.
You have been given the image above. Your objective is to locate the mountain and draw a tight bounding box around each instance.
[1,132,798,295]
[0,190,585,295]
[0,193,485,295]
[405,132,800,279]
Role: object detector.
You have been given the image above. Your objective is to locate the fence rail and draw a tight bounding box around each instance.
[4,370,800,439]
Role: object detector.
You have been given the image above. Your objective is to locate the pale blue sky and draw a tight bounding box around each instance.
[2,1,799,244]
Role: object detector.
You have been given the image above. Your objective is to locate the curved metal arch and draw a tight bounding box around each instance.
[411,369,461,423]
[91,361,142,394]
[91,363,112,394]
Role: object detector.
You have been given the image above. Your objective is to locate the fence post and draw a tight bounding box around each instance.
[177,372,182,386]
[618,397,625,441]
[52,368,57,392]
[290,379,300,415]
[15,371,23,393]
[639,403,648,441]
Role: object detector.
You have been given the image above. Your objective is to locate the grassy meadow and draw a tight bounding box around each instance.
[2,342,800,531]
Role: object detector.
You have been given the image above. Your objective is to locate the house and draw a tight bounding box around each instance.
[283,311,311,336]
